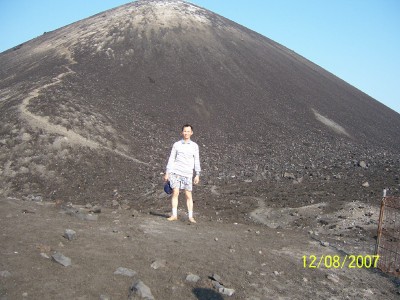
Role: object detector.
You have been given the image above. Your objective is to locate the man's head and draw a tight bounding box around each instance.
[181,124,193,132]
[181,124,193,141]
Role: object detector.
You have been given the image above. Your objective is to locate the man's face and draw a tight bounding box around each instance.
[181,126,193,140]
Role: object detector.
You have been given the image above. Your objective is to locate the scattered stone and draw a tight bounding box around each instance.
[40,253,50,259]
[210,274,235,296]
[212,280,235,296]
[61,207,99,221]
[85,213,99,221]
[219,286,235,297]
[131,209,140,217]
[85,203,93,209]
[63,229,77,241]
[283,172,296,180]
[318,219,329,226]
[326,273,340,283]
[23,194,43,202]
[90,205,102,213]
[362,181,370,187]
[150,259,166,270]
[358,161,367,169]
[0,270,11,278]
[114,267,136,277]
[211,273,221,282]
[129,280,154,300]
[186,273,201,283]
[112,200,120,207]
[99,295,111,300]
[273,271,280,276]
[246,271,252,276]
[320,241,330,247]
[121,203,131,210]
[51,252,72,267]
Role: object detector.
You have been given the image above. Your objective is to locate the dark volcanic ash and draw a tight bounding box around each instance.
[0,0,399,205]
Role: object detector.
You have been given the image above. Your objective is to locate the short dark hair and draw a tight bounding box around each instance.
[182,124,193,131]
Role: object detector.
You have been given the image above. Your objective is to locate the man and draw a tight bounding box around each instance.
[164,124,201,223]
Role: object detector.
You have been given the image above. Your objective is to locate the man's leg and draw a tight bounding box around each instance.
[185,190,196,223]
[168,188,180,221]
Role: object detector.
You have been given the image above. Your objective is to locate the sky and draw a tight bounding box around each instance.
[1,0,399,114]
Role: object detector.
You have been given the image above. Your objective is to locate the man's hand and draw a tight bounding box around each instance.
[163,173,169,182]
[194,175,200,185]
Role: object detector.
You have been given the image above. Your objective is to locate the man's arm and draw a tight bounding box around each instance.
[164,143,177,181]
[193,143,201,184]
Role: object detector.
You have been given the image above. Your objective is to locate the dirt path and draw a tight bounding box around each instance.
[18,65,148,165]
[1,197,398,299]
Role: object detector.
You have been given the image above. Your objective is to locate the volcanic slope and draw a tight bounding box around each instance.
[0,1,399,210]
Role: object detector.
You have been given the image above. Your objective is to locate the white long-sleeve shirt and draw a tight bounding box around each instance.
[166,139,201,178]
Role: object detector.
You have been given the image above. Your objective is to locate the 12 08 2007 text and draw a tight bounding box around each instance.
[302,255,379,269]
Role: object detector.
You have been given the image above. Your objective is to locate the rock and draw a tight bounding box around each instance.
[90,205,102,213]
[362,181,370,187]
[85,213,99,221]
[150,259,166,270]
[121,204,131,210]
[63,229,77,241]
[210,274,235,296]
[131,209,140,217]
[99,295,111,300]
[23,194,43,202]
[186,273,201,283]
[51,252,72,267]
[114,267,136,277]
[359,161,367,168]
[129,280,154,300]
[326,273,340,283]
[320,241,330,247]
[283,172,296,179]
[212,281,235,296]
[212,280,223,289]
[219,287,235,296]
[211,273,221,282]
[62,207,98,221]
[0,270,11,278]
[318,219,329,226]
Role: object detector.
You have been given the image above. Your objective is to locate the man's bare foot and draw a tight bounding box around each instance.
[167,216,178,221]
[189,217,197,223]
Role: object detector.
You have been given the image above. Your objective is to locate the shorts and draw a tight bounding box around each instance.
[169,173,193,191]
